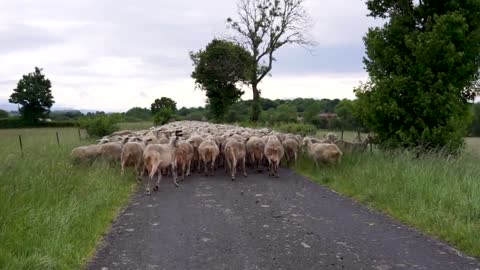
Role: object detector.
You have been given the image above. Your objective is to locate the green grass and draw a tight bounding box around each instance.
[294,142,480,258]
[118,121,153,131]
[0,128,136,270]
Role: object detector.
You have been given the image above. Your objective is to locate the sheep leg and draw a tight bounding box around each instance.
[211,157,216,176]
[275,160,280,178]
[154,172,162,191]
[181,162,186,181]
[172,165,179,187]
[231,159,236,181]
[242,157,247,178]
[186,159,191,176]
[204,158,209,177]
[145,173,153,195]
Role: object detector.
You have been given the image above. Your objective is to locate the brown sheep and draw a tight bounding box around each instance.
[264,135,285,177]
[303,138,343,167]
[70,144,102,164]
[187,134,204,173]
[223,139,247,180]
[175,140,194,181]
[142,136,179,195]
[283,138,299,166]
[245,136,265,172]
[121,142,145,182]
[198,138,220,176]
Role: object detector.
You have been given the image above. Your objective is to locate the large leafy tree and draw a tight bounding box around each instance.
[151,97,177,115]
[227,0,314,121]
[190,39,252,121]
[9,67,54,123]
[356,0,480,150]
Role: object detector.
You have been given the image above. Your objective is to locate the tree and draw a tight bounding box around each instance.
[153,108,173,126]
[9,67,54,123]
[191,39,252,120]
[151,97,176,115]
[335,99,361,131]
[227,0,314,121]
[125,107,151,121]
[357,0,480,150]
[0,109,9,119]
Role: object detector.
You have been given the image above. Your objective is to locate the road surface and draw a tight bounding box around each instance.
[88,168,479,270]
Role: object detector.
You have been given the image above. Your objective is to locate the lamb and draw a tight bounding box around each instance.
[264,135,285,177]
[245,136,265,172]
[121,142,145,182]
[223,139,247,180]
[142,134,180,194]
[303,137,342,167]
[70,144,102,164]
[175,140,194,181]
[198,138,220,176]
[282,137,299,165]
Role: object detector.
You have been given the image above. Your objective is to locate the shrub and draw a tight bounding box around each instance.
[153,108,173,126]
[78,115,119,137]
[0,118,76,129]
[275,123,317,136]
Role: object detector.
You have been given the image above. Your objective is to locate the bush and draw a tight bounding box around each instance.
[275,123,317,136]
[78,115,119,137]
[0,118,76,129]
[153,108,173,126]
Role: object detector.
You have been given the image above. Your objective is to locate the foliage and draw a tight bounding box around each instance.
[191,39,252,120]
[78,115,120,137]
[275,123,317,136]
[125,107,151,121]
[261,104,298,123]
[9,67,54,123]
[151,97,176,115]
[153,108,173,126]
[0,109,9,119]
[335,99,362,130]
[358,1,480,150]
[471,103,480,136]
[0,118,76,129]
[50,110,84,121]
[227,0,314,121]
[0,128,134,269]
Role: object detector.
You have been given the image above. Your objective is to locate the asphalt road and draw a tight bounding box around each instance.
[88,168,480,270]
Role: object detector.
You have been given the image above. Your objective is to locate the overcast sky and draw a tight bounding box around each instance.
[0,0,379,112]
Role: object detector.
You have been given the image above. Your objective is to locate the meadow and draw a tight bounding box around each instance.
[0,128,135,270]
[295,137,480,257]
[1,124,479,270]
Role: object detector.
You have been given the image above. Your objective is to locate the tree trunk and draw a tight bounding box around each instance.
[251,83,261,122]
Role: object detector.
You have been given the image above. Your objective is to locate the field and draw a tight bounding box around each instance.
[295,137,480,257]
[0,128,135,270]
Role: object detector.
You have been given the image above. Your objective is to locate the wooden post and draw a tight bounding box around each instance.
[56,132,60,145]
[357,129,361,142]
[78,128,81,141]
[341,129,344,140]
[370,142,373,153]
[18,135,23,157]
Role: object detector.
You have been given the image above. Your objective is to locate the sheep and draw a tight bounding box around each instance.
[282,137,299,166]
[70,144,102,164]
[223,139,247,180]
[175,140,194,181]
[142,135,180,195]
[99,142,124,163]
[303,137,342,167]
[121,142,145,182]
[264,135,285,177]
[198,138,220,176]
[187,134,204,173]
[245,136,265,172]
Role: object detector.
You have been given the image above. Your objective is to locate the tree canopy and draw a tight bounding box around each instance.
[227,0,314,121]
[356,0,480,150]
[9,67,54,123]
[151,97,177,115]
[190,39,252,120]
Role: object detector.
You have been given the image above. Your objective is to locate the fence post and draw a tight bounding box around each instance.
[341,129,344,140]
[357,129,361,142]
[78,128,81,141]
[18,135,23,157]
[56,131,60,145]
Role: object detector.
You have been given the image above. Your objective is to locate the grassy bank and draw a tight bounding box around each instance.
[0,128,135,269]
[294,140,480,257]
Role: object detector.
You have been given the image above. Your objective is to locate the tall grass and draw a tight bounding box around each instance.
[295,147,480,257]
[0,128,135,270]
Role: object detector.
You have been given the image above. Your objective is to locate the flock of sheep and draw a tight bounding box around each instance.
[71,121,372,194]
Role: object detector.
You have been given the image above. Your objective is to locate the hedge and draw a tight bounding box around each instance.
[0,119,76,129]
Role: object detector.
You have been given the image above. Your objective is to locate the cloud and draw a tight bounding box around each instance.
[0,0,379,111]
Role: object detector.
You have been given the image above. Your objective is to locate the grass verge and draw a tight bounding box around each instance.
[294,148,480,258]
[0,128,136,270]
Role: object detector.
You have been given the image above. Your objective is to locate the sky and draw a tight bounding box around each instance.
[0,0,380,112]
